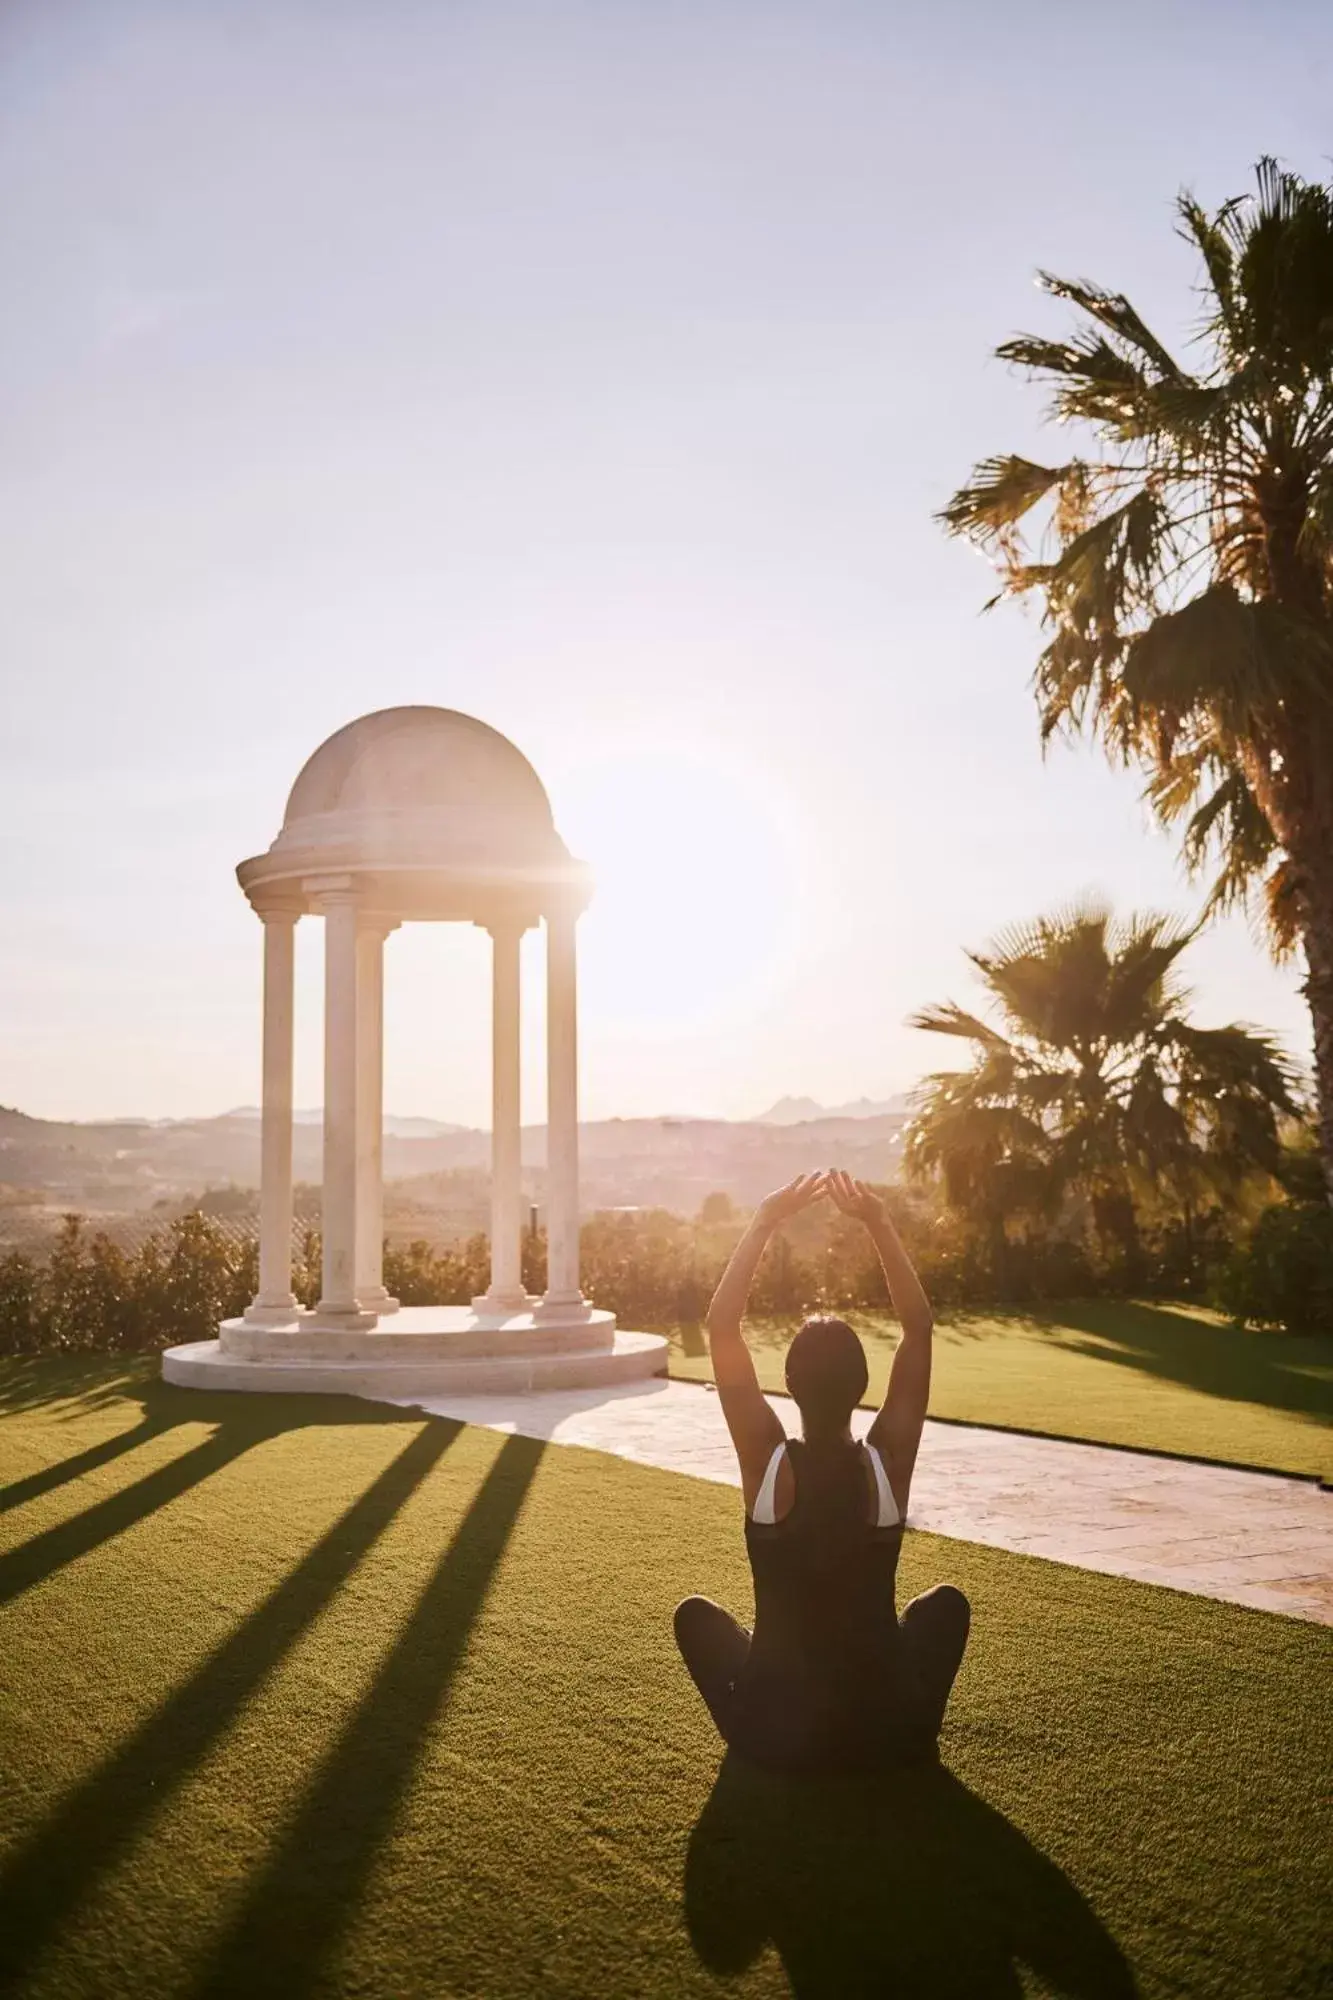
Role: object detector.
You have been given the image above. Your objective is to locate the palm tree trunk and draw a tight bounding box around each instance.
[1181,1199,1196,1291]
[1300,892,1333,1208]
[1091,1189,1143,1288]
[1277,729,1333,1209]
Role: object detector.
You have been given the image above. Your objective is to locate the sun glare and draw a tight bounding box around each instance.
[554,744,807,1039]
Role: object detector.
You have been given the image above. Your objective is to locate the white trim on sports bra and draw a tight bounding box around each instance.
[867,1440,900,1527]
[750,1440,901,1528]
[752,1441,787,1525]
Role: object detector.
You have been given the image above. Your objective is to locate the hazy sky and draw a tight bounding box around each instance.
[2,0,1329,1128]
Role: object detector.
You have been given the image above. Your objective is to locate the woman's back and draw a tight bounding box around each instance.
[734,1438,906,1772]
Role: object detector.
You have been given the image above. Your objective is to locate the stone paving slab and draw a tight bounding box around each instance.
[373,1376,1333,1625]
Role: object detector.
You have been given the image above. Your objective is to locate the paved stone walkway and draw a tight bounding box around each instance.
[377,1376,1333,1625]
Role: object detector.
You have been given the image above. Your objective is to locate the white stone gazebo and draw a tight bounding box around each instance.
[163,705,667,1397]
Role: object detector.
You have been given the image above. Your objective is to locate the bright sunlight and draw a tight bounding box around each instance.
[556,743,809,1039]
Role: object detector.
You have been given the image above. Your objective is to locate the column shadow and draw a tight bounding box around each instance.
[0,1364,195,1519]
[0,1418,461,1989]
[685,1754,1138,2000]
[0,1426,268,1605]
[188,1431,546,2000]
[1,1417,170,1517]
[0,1355,160,1421]
[0,1380,411,1607]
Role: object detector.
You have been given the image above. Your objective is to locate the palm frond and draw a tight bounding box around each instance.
[1166,1015,1300,1181]
[902,1085,1051,1214]
[1036,488,1170,637]
[1032,625,1119,744]
[1261,857,1303,960]
[1121,586,1283,745]
[1122,1055,1192,1180]
[996,330,1156,433]
[970,915,1113,1053]
[1163,1020,1300,1111]
[1178,764,1264,857]
[1300,457,1333,563]
[1237,159,1333,372]
[978,897,1110,969]
[936,455,1078,544]
[1144,744,1214,824]
[1102,912,1198,1037]
[1035,271,1187,380]
[906,1001,1011,1050]
[1176,192,1241,334]
[1148,757,1301,962]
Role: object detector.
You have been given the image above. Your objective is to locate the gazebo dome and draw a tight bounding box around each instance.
[279,705,561,865]
[237,705,586,920]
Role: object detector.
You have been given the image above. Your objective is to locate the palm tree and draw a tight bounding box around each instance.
[939,160,1333,1196]
[904,904,1297,1272]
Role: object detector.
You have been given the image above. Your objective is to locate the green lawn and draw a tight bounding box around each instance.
[669,1300,1333,1480]
[1,1359,1329,2000]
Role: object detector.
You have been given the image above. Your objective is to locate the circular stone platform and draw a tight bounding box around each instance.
[162,1306,669,1398]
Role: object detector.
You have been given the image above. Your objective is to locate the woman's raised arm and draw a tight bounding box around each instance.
[705,1173,825,1506]
[825,1170,933,1514]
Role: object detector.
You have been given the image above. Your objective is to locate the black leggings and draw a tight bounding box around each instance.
[674,1584,971,1765]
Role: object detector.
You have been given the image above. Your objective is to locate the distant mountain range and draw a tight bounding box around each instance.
[755,1093,914,1124]
[0,1097,911,1242]
[225,1108,467,1139]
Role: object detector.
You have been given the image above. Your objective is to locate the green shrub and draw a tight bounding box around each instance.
[1211,1200,1333,1334]
[0,1214,255,1357]
[382,1234,489,1306]
[0,1249,38,1350]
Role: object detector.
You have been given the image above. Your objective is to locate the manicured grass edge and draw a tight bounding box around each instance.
[665,1366,1333,1488]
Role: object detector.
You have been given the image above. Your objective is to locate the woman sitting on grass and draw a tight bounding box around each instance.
[674,1169,969,1773]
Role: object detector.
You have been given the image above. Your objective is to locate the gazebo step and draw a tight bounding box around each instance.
[161,1329,669,1398]
[219,1304,617,1362]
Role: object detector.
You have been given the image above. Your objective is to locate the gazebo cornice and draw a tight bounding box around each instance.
[237,853,593,925]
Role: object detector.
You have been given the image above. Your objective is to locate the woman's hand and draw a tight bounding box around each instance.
[752,1173,827,1231]
[825,1169,885,1228]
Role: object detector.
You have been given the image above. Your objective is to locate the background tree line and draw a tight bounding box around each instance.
[1,1138,1326,1359]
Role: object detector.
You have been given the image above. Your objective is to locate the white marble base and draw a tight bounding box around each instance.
[162,1302,667,1398]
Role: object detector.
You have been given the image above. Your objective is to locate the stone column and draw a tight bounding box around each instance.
[541,902,586,1314]
[314,891,376,1327]
[476,917,529,1313]
[355,918,399,1314]
[245,908,299,1322]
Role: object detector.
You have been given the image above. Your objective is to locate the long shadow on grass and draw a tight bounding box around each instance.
[187,1431,545,2000]
[1035,1301,1332,1425]
[0,1417,170,1516]
[0,1417,460,1990]
[0,1363,193,1519]
[0,1354,160,1421]
[686,1754,1137,1999]
[0,1426,270,1604]
[0,1377,412,1603]
[0,1364,231,1514]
